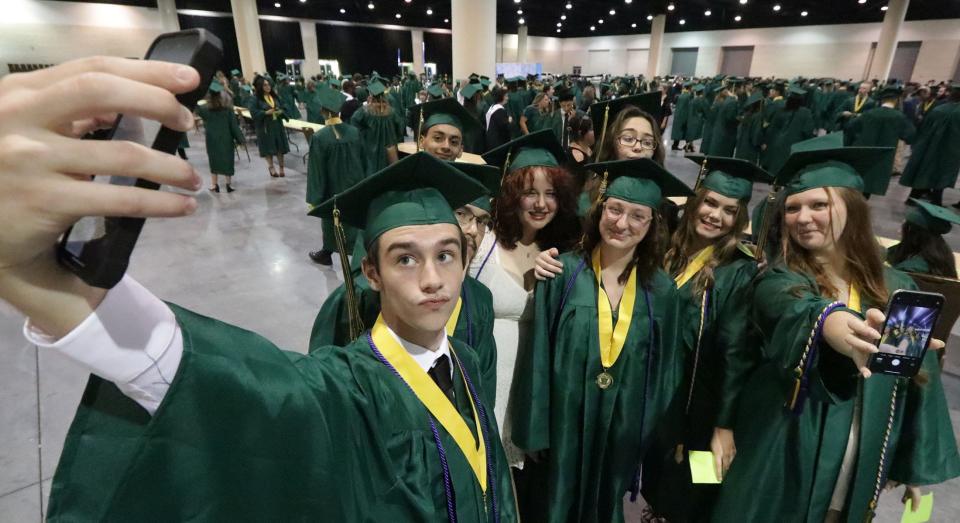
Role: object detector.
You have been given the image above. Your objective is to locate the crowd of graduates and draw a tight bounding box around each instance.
[3,54,960,523]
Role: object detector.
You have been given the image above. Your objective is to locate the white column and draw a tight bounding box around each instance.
[300,21,320,78]
[646,14,666,79]
[155,0,180,32]
[867,0,909,81]
[411,29,425,75]
[451,0,496,82]
[517,24,528,64]
[230,0,267,79]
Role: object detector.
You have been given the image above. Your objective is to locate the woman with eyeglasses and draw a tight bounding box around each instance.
[640,157,771,523]
[474,131,581,511]
[710,148,958,523]
[509,158,692,522]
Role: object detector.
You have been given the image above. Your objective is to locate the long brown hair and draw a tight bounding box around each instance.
[492,165,580,251]
[781,187,888,306]
[579,196,664,288]
[595,105,666,165]
[664,188,749,295]
[887,222,958,278]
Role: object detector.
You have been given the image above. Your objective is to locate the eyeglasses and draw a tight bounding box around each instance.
[603,203,653,228]
[455,208,491,228]
[617,135,658,150]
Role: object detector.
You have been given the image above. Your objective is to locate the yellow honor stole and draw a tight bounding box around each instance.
[674,246,715,288]
[923,100,935,114]
[265,95,275,109]
[849,284,861,313]
[593,248,638,389]
[324,117,343,125]
[854,95,866,113]
[369,316,487,493]
[445,297,462,338]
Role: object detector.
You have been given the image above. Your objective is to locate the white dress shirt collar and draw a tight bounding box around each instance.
[384,323,452,377]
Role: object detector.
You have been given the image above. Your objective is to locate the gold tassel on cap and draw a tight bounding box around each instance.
[332,200,365,341]
[693,158,708,191]
[416,109,425,152]
[594,105,611,162]
[754,185,780,264]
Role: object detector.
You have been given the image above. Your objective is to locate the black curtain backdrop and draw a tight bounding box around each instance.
[177,14,241,76]
[315,24,412,78]
[423,32,452,77]
[259,20,304,76]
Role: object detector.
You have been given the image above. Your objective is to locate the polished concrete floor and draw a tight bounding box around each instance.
[0,121,958,521]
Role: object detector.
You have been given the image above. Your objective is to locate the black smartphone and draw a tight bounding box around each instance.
[57,29,223,288]
[868,289,945,377]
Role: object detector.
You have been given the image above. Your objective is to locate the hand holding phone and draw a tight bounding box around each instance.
[868,290,945,378]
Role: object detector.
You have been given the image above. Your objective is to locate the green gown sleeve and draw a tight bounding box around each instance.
[713,260,760,428]
[463,277,499,409]
[229,110,244,145]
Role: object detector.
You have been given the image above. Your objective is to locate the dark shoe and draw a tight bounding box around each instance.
[952,201,960,210]
[226,184,235,193]
[279,169,286,177]
[309,250,333,266]
[209,184,219,193]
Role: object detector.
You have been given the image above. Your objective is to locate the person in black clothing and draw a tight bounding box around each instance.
[485,87,512,152]
[340,79,362,124]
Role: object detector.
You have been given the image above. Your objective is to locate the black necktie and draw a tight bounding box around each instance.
[428,354,456,404]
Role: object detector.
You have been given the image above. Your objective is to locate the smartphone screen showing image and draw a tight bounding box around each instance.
[870,290,945,377]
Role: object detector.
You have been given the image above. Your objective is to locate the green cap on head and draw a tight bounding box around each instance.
[744,91,764,107]
[311,153,488,247]
[410,97,480,137]
[585,158,694,210]
[692,84,705,93]
[482,130,566,174]
[589,92,664,137]
[788,86,807,97]
[906,199,960,235]
[685,155,773,202]
[775,147,896,196]
[451,163,501,213]
[230,69,241,76]
[316,87,346,113]
[368,81,387,97]
[208,80,224,93]
[790,131,845,154]
[460,82,482,100]
[427,84,444,98]
[877,85,903,100]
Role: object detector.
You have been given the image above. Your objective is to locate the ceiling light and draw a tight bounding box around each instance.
[801,11,808,16]
[299,0,306,3]
[734,14,742,21]
[395,13,401,19]
[367,2,374,10]
[881,5,888,10]
[679,19,686,25]
[739,0,748,4]
[598,19,604,24]
[631,23,637,28]
[517,9,522,14]
[519,17,525,24]
[667,3,675,11]
[609,9,616,16]
[625,0,632,4]
[590,25,595,31]
[426,8,432,15]
[339,8,345,13]
[561,14,566,20]
[858,0,867,3]
[556,28,561,33]
[444,18,448,22]
[647,14,653,20]
[274,2,280,7]
[514,0,521,3]
[773,4,781,11]
[557,22,562,27]
[705,10,711,16]
[566,3,572,9]
[404,0,411,3]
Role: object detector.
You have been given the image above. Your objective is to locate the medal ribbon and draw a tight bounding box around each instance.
[592,248,638,369]
[674,246,715,288]
[265,95,275,109]
[369,316,487,493]
[445,297,463,339]
[854,95,866,113]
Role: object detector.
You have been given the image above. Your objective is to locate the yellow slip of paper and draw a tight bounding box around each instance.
[688,451,721,484]
[900,493,933,523]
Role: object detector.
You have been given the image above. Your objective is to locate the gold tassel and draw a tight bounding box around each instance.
[416,109,425,151]
[693,158,708,191]
[754,186,780,264]
[332,202,365,341]
[502,149,513,181]
[597,171,609,198]
[594,104,611,162]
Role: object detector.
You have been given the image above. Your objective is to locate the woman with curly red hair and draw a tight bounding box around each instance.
[472,130,580,488]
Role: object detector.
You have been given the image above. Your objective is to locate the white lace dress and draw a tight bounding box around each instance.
[469,232,536,468]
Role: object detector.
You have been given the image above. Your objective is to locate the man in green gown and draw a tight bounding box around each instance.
[834,82,876,133]
[734,92,765,164]
[761,87,816,175]
[0,69,519,518]
[899,84,960,207]
[195,81,245,192]
[275,74,302,120]
[510,158,693,523]
[684,85,708,152]
[708,83,742,157]
[846,86,916,195]
[350,80,403,174]
[306,87,368,266]
[711,148,960,523]
[671,83,693,150]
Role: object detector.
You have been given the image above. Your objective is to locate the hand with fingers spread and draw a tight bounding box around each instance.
[534,247,564,281]
[0,56,202,336]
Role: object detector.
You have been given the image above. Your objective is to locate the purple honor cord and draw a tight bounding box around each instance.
[366,333,499,523]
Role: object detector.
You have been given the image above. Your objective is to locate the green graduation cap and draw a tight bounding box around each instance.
[316,87,346,113]
[685,155,773,202]
[788,86,807,97]
[692,84,706,93]
[451,163,501,213]
[230,69,241,76]
[906,199,960,235]
[482,129,566,175]
[368,80,387,97]
[410,97,480,138]
[744,91,764,107]
[460,82,482,100]
[775,146,896,196]
[208,80,223,93]
[310,152,488,247]
[589,92,663,138]
[791,131,844,154]
[877,85,903,100]
[427,84,444,98]
[584,159,694,209]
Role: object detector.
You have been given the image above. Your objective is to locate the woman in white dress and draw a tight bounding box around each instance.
[472,131,581,478]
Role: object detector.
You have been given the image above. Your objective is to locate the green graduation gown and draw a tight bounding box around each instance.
[734,111,764,164]
[310,274,498,408]
[304,90,324,124]
[509,252,683,523]
[886,245,932,275]
[899,102,960,191]
[46,305,519,522]
[710,266,960,523]
[197,105,244,176]
[671,92,693,142]
[522,105,541,134]
[762,107,815,175]
[306,121,367,253]
[277,82,302,120]
[846,106,916,193]
[350,106,404,175]
[700,100,720,155]
[251,95,290,157]
[708,97,740,157]
[507,92,526,138]
[641,249,759,523]
[834,95,876,132]
[685,96,708,142]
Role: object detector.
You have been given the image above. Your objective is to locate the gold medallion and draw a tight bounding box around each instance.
[596,371,613,389]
